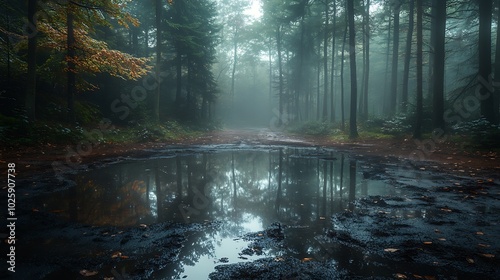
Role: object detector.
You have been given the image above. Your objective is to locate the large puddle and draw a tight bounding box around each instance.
[31,147,442,279]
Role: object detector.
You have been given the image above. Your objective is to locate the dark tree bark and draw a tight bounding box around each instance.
[26,0,37,122]
[330,0,337,122]
[277,25,284,126]
[67,5,76,122]
[432,0,446,130]
[231,27,238,108]
[402,0,414,113]
[361,0,370,120]
[297,17,305,121]
[340,20,347,131]
[316,38,321,121]
[479,0,495,123]
[347,0,358,139]
[269,36,273,116]
[383,17,391,113]
[322,0,329,121]
[154,0,162,123]
[414,0,423,139]
[175,51,182,104]
[132,26,139,55]
[389,2,400,116]
[494,0,500,124]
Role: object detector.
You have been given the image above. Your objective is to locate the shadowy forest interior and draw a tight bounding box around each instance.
[1,0,500,280]
[0,0,499,143]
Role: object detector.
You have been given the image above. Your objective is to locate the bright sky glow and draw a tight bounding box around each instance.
[244,0,262,20]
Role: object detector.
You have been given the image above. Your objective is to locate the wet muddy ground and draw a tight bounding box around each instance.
[2,137,500,279]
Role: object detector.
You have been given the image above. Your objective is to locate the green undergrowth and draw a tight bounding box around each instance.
[0,114,206,147]
[288,121,395,141]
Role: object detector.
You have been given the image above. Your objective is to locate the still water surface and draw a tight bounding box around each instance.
[35,147,425,279]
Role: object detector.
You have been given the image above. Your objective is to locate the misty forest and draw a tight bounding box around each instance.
[1,0,500,279]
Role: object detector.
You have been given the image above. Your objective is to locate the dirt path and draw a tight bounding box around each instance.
[1,128,498,178]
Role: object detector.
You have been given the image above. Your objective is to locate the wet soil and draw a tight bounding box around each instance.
[2,128,500,279]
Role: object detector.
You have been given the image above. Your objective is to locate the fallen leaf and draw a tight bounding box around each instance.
[120,255,129,259]
[301,257,313,262]
[395,273,407,279]
[424,276,436,280]
[319,216,326,220]
[139,224,148,229]
[479,253,495,258]
[466,258,475,264]
[423,241,433,245]
[476,231,484,235]
[438,238,446,241]
[478,243,490,248]
[80,270,98,277]
[412,275,423,279]
[111,251,122,258]
[32,208,39,212]
[384,248,399,253]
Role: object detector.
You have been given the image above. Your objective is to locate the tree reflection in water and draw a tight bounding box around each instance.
[35,148,403,278]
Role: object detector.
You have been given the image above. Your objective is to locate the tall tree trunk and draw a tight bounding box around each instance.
[347,0,358,139]
[340,21,347,131]
[67,5,76,122]
[175,50,182,104]
[389,2,400,116]
[322,0,329,121]
[7,15,11,87]
[494,0,500,124]
[277,25,284,126]
[132,26,139,55]
[432,0,446,130]
[186,60,192,119]
[361,0,370,120]
[384,17,391,113]
[316,38,321,121]
[269,36,273,118]
[144,29,149,56]
[26,0,37,122]
[231,27,238,110]
[414,0,423,139]
[330,0,337,122]
[297,17,305,121]
[479,0,495,123]
[402,0,414,113]
[154,0,162,123]
[360,15,366,116]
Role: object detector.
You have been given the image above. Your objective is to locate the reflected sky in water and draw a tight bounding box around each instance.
[34,147,419,279]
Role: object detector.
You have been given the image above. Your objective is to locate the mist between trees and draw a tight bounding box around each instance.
[1,0,499,144]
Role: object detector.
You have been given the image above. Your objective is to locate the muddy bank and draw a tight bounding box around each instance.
[7,202,215,279]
